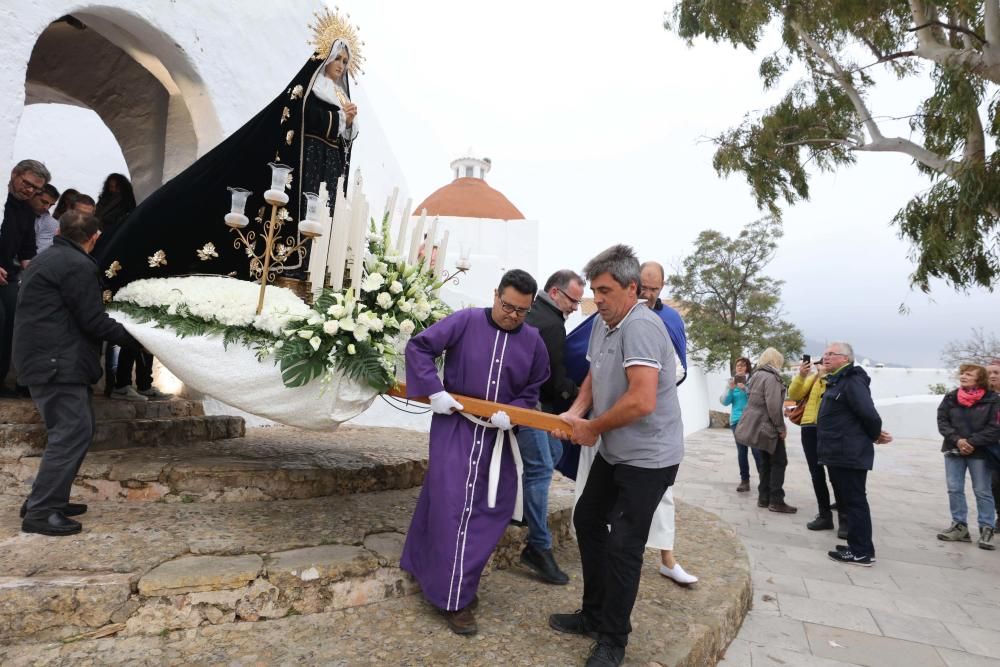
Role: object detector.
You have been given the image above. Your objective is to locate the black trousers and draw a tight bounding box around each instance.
[0,282,19,385]
[24,384,95,518]
[575,452,679,648]
[757,438,788,504]
[115,347,153,391]
[801,426,835,515]
[828,466,874,557]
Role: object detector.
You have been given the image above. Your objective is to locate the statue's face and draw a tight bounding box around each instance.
[325,51,348,81]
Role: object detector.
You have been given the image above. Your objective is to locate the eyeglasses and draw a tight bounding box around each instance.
[16,175,43,193]
[557,288,583,306]
[498,296,531,317]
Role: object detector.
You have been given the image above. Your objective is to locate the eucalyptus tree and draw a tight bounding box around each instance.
[667,1,1000,291]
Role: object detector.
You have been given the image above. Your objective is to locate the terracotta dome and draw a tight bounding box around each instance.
[414,177,525,220]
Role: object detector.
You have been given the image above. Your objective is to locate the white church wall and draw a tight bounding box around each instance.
[3,1,407,208]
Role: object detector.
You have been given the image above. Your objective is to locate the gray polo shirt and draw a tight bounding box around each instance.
[587,302,684,468]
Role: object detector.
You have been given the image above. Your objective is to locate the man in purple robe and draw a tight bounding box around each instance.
[401,269,550,636]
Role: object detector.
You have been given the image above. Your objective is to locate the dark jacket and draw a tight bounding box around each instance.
[1,192,37,278]
[936,390,1000,458]
[13,236,138,386]
[524,295,576,411]
[817,364,882,470]
[734,364,786,454]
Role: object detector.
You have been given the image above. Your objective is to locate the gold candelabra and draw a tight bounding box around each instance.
[225,164,324,315]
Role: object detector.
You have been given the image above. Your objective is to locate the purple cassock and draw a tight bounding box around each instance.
[401,307,550,612]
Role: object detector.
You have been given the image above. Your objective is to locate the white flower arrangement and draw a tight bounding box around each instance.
[109,212,451,393]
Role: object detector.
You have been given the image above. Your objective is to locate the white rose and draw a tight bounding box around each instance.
[327,304,347,319]
[413,302,432,322]
[399,319,416,336]
[376,262,388,274]
[376,292,393,309]
[323,320,340,335]
[389,281,403,294]
[397,298,413,313]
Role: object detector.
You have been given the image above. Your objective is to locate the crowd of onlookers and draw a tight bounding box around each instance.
[2,159,169,402]
[723,350,1000,562]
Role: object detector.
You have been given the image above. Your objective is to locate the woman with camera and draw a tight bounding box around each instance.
[722,356,758,492]
[789,355,844,535]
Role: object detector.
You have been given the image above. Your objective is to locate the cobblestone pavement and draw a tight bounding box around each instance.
[682,426,1000,667]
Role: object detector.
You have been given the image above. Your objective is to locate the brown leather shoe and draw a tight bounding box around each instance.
[768,502,798,514]
[440,605,477,635]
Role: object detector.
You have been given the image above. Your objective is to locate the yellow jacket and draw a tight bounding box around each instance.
[788,372,826,426]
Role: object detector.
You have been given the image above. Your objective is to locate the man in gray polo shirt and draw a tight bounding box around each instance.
[549,244,683,667]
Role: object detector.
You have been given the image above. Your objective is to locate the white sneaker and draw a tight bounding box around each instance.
[138,387,174,401]
[111,386,148,402]
[659,563,698,585]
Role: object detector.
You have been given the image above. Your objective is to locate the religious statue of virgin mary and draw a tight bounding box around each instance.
[97,10,364,289]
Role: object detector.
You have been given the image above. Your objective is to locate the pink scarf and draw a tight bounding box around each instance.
[957,387,986,407]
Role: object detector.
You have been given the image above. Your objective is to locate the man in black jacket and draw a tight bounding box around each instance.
[1,159,49,397]
[817,342,892,566]
[14,210,140,536]
[518,269,585,584]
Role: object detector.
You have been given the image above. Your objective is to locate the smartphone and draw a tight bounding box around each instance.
[802,354,811,363]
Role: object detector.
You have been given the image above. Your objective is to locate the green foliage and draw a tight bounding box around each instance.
[667,216,804,372]
[928,382,950,395]
[666,0,1000,290]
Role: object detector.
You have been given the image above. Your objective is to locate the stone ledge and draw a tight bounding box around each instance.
[0,397,204,425]
[0,415,245,461]
[0,499,751,665]
[138,554,263,596]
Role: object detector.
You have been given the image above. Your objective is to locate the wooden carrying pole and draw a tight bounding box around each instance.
[386,383,574,438]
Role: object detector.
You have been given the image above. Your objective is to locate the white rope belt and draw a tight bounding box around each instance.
[460,413,523,522]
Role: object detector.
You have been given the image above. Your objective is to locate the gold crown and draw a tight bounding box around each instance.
[310,7,365,80]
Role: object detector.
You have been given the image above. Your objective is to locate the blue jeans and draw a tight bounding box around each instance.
[945,456,996,529]
[518,426,563,550]
[732,424,761,481]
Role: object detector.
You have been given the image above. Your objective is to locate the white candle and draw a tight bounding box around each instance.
[383,186,398,228]
[308,182,331,297]
[408,210,426,265]
[329,183,350,291]
[351,201,369,294]
[434,230,450,278]
[424,217,439,266]
[395,197,412,255]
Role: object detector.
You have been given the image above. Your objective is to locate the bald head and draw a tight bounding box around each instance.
[639,261,665,308]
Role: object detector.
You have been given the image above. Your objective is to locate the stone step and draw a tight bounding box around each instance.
[0,396,205,425]
[0,490,750,665]
[0,478,582,643]
[0,415,245,462]
[5,426,430,503]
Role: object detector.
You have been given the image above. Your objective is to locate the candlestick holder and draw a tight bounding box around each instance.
[225,164,324,315]
[440,265,471,286]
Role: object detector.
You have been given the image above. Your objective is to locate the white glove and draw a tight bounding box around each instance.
[429,391,464,415]
[489,410,513,431]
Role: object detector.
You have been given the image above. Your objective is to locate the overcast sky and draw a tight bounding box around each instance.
[15,1,996,367]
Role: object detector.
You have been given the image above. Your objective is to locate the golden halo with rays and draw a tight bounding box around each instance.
[309,7,365,80]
